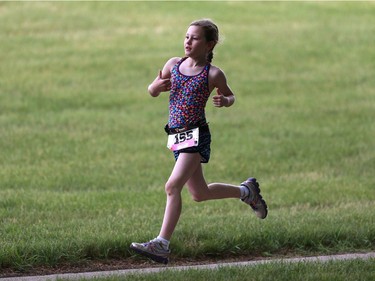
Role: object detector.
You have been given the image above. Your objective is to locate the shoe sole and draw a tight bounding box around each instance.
[257,197,268,219]
[130,245,169,264]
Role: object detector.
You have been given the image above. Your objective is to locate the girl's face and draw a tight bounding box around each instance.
[184,25,213,59]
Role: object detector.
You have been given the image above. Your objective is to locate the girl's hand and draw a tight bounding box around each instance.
[212,89,229,107]
[157,70,172,91]
[148,70,172,97]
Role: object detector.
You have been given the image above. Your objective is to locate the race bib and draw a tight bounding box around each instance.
[167,127,199,151]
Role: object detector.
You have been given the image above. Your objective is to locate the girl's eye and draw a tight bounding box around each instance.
[185,36,199,40]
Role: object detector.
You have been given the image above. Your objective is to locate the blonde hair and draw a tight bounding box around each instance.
[190,19,219,62]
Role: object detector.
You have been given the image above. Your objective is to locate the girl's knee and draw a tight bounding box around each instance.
[188,183,210,202]
[165,180,182,196]
[190,192,209,202]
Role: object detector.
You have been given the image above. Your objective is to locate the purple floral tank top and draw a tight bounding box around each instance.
[168,57,211,128]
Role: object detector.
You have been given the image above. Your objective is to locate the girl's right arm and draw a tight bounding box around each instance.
[148,57,180,97]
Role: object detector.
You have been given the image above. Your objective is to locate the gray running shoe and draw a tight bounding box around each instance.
[241,177,268,219]
[130,238,170,264]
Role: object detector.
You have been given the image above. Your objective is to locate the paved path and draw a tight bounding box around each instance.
[2,252,375,281]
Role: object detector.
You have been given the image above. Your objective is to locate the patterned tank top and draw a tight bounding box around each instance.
[168,57,211,128]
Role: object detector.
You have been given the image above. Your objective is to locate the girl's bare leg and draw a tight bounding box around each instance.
[186,165,241,202]
[159,153,243,241]
[158,153,202,240]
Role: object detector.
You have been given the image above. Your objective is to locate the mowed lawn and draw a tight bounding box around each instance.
[0,1,374,276]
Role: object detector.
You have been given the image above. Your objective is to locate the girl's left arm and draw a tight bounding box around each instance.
[211,68,235,108]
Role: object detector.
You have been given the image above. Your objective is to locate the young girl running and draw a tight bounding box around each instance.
[130,19,267,264]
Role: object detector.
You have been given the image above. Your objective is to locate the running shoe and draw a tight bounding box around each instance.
[130,238,170,264]
[240,177,268,219]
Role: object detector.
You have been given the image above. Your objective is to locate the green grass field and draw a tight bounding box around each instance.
[0,1,374,278]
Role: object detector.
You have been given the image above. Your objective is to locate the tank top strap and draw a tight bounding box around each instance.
[176,57,188,67]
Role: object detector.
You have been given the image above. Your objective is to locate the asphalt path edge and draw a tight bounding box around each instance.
[1,252,375,281]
